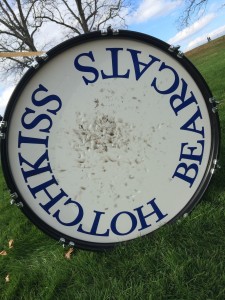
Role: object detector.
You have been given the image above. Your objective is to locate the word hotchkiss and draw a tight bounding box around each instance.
[18,84,168,238]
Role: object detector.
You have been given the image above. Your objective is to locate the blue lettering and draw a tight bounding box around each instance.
[101,48,130,79]
[18,150,52,182]
[77,210,110,236]
[111,211,137,236]
[28,175,58,199]
[39,188,68,214]
[21,107,53,133]
[172,163,198,187]
[127,49,160,80]
[151,62,179,94]
[170,78,198,116]
[180,106,205,138]
[32,84,62,115]
[53,198,84,226]
[179,140,204,165]
[134,198,168,231]
[74,51,99,85]
[18,131,49,148]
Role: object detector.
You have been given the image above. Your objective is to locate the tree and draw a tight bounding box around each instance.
[40,0,131,37]
[179,0,209,28]
[0,0,45,81]
[0,0,132,83]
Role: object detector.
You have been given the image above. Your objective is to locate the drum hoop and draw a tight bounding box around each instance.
[1,30,220,250]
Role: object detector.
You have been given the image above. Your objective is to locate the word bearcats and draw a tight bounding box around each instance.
[18,84,168,237]
[74,48,161,84]
[74,47,206,187]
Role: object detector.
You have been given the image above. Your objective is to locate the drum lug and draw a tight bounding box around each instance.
[209,97,220,113]
[0,121,7,139]
[177,212,189,224]
[177,51,184,58]
[35,53,49,67]
[112,29,119,35]
[59,237,70,248]
[36,53,49,62]
[10,192,23,207]
[210,159,220,174]
[10,199,24,208]
[213,159,221,170]
[168,45,183,58]
[59,237,75,248]
[10,192,18,200]
[0,133,5,139]
[101,29,108,35]
[30,53,49,69]
[59,237,66,247]
[210,168,215,175]
[68,241,75,247]
[168,45,180,52]
[101,27,119,36]
[30,60,40,69]
[0,121,7,129]
[209,97,220,104]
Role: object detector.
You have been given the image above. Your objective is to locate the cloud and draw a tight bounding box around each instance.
[0,86,14,117]
[128,0,182,24]
[185,24,225,51]
[168,13,216,45]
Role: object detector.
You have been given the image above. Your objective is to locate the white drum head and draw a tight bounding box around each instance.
[1,30,220,250]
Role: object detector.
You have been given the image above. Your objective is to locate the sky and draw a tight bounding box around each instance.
[0,0,225,116]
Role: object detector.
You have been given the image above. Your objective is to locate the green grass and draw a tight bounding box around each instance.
[1,36,225,300]
[186,35,225,102]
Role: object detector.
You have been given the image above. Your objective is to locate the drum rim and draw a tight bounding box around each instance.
[1,29,220,250]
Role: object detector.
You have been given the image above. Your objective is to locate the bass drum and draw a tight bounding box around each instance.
[1,30,220,250]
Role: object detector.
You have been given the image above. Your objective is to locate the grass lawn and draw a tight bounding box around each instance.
[0,36,225,300]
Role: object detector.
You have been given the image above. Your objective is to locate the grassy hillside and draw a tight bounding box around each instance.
[186,35,225,102]
[0,36,225,300]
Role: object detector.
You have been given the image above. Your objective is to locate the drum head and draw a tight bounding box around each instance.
[1,30,220,250]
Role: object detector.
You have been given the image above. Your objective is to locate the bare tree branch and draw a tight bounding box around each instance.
[178,0,209,28]
[41,0,132,35]
[0,0,46,82]
[0,0,133,83]
[39,4,82,35]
